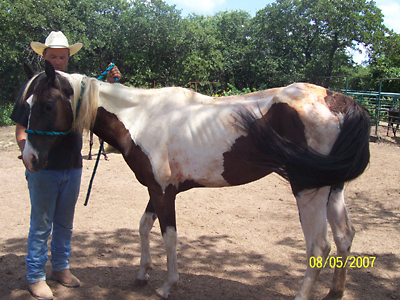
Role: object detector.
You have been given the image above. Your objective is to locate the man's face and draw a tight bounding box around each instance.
[42,48,69,71]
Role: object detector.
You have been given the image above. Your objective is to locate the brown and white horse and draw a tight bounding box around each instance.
[20,61,370,300]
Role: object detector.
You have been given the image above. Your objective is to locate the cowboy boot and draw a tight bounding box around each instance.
[51,269,80,288]
[28,280,53,300]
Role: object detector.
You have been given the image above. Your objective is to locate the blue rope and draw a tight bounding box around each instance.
[97,63,117,82]
[25,129,71,136]
[84,64,118,206]
[84,140,104,206]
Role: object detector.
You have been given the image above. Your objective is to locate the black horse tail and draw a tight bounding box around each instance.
[238,100,371,190]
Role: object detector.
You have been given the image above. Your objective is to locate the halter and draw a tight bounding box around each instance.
[25,63,116,136]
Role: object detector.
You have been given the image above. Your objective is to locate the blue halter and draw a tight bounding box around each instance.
[25,63,116,136]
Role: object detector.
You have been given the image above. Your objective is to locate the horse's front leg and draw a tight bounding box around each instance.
[151,186,179,299]
[294,187,331,300]
[157,225,179,299]
[135,200,157,286]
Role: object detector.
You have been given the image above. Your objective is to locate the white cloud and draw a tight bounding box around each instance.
[375,0,400,33]
[172,0,226,13]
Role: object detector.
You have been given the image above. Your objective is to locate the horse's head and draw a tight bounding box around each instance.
[22,60,75,171]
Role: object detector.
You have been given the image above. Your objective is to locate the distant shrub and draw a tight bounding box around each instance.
[0,103,15,126]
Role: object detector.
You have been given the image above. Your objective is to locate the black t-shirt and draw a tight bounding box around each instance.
[10,83,83,170]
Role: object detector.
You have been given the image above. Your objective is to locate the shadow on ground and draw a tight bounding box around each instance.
[1,227,399,300]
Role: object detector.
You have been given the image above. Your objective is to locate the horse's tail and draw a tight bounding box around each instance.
[238,100,371,190]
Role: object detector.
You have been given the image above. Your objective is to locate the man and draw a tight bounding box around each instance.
[11,31,121,300]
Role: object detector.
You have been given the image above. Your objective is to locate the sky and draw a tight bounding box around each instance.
[164,0,400,33]
[164,0,400,64]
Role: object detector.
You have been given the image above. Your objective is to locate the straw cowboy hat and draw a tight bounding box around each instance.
[30,31,83,56]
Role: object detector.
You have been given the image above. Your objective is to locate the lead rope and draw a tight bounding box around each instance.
[84,63,118,206]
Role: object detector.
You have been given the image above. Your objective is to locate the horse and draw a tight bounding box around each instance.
[88,131,108,160]
[386,107,400,137]
[20,61,370,300]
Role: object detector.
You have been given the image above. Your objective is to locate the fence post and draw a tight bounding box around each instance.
[376,79,382,136]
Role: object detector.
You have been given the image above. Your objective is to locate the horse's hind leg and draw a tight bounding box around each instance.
[294,186,331,300]
[323,185,355,300]
[135,200,157,286]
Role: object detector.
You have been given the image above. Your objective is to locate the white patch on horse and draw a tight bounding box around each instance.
[22,139,38,172]
[26,95,34,106]
[23,95,38,172]
[97,83,275,190]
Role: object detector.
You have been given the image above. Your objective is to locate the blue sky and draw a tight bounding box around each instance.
[164,0,400,34]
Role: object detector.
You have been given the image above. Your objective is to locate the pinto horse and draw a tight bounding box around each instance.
[20,61,370,300]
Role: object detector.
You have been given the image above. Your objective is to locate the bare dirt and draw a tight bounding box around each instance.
[0,125,399,300]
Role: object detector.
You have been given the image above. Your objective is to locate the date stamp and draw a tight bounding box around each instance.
[309,256,376,269]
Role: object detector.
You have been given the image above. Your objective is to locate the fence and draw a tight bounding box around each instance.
[318,76,400,137]
[346,90,400,136]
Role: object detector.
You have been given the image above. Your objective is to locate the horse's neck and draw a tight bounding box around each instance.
[98,82,149,109]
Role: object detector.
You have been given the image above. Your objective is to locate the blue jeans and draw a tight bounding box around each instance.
[25,168,82,283]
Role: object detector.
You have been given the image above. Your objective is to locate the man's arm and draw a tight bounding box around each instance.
[16,123,27,157]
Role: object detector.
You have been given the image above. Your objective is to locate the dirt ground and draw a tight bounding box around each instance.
[0,125,399,300]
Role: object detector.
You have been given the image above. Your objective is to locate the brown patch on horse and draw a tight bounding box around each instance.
[222,103,307,186]
[265,103,307,147]
[222,134,273,186]
[324,90,354,114]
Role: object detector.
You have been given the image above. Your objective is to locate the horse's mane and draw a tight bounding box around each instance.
[62,72,100,133]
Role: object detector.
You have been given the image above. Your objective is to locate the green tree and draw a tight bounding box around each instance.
[251,0,387,88]
[211,11,254,90]
[368,33,400,92]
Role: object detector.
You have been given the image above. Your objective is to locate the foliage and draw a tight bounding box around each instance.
[251,0,388,88]
[0,103,15,126]
[368,33,400,92]
[215,83,258,97]
[0,0,397,114]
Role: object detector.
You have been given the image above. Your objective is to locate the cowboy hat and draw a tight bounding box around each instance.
[30,31,83,56]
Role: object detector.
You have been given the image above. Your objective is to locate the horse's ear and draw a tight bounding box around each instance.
[44,60,56,85]
[23,63,35,79]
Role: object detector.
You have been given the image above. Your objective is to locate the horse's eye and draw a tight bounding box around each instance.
[44,102,54,112]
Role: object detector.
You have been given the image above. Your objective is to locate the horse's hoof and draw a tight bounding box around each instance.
[133,278,149,287]
[155,288,168,299]
[322,290,344,300]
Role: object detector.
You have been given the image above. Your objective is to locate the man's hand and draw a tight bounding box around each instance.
[106,62,121,83]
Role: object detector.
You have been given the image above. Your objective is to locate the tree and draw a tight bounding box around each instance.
[368,33,400,92]
[251,0,387,88]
